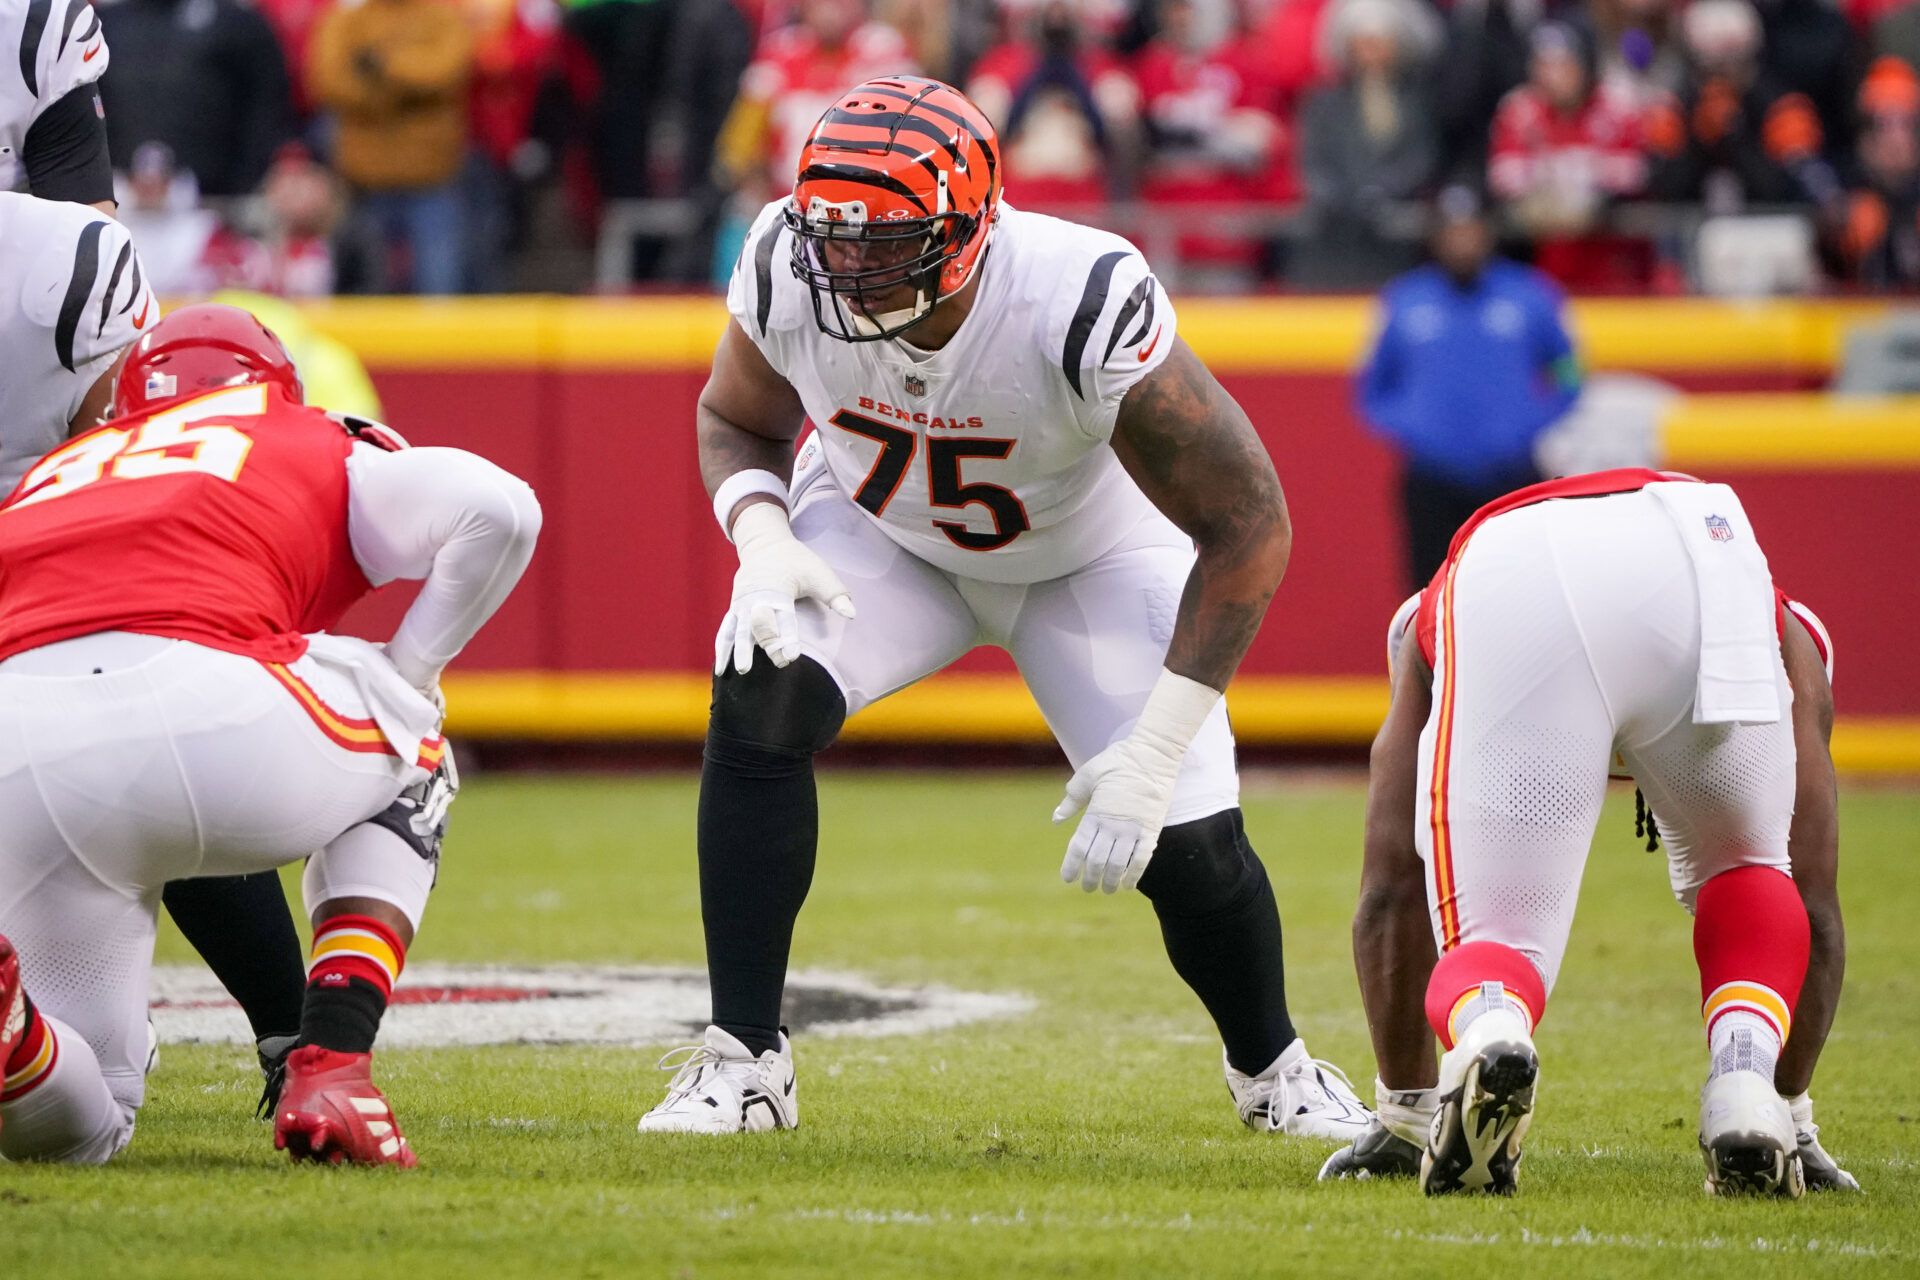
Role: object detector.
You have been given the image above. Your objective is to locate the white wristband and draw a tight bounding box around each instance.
[712,469,790,541]
[1132,668,1223,760]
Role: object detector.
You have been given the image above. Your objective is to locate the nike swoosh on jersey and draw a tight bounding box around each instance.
[131,298,150,329]
[1136,326,1163,362]
[82,42,103,62]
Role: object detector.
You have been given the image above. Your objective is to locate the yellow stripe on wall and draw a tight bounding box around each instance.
[438,671,1920,772]
[1663,394,1920,469]
[288,296,1889,376]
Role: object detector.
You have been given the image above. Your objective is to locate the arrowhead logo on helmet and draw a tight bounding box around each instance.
[787,76,1002,344]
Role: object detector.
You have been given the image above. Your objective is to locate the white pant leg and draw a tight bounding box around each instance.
[787,456,980,714]
[0,633,432,1149]
[1561,495,1799,912]
[991,512,1239,826]
[0,1013,134,1164]
[1414,507,1614,994]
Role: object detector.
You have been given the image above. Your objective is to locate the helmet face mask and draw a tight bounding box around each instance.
[787,78,1001,344]
[786,200,974,342]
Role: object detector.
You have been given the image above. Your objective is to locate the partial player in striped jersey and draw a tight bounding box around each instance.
[1321,469,1855,1199]
[1,0,113,208]
[640,76,1370,1143]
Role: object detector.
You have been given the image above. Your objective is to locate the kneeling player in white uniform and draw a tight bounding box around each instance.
[0,304,541,1165]
[638,77,1367,1140]
[1319,469,1855,1197]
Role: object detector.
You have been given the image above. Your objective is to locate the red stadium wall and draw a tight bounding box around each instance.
[302,297,1920,770]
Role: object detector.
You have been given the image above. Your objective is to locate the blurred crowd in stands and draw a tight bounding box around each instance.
[89,0,1920,295]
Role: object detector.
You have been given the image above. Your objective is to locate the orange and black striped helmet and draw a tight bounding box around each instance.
[785,76,1001,342]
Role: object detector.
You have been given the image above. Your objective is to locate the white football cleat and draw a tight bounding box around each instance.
[637,1025,797,1134]
[1420,1010,1537,1196]
[1700,1070,1804,1198]
[1225,1039,1372,1141]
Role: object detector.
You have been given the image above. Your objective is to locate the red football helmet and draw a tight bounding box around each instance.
[787,76,1001,342]
[113,302,304,418]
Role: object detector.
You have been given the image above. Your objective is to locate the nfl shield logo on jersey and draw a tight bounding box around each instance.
[903,373,927,398]
[1704,514,1735,542]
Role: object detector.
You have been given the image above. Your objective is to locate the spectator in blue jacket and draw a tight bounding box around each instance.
[1357,187,1583,588]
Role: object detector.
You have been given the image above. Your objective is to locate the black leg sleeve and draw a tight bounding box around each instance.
[1137,809,1298,1075]
[698,657,845,1056]
[161,872,307,1041]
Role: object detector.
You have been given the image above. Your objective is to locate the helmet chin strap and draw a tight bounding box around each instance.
[846,285,931,337]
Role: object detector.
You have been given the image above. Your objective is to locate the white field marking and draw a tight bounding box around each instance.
[148,964,1034,1048]
[759,1210,1895,1258]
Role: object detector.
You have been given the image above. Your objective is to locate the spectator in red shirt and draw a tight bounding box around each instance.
[967,0,1140,206]
[714,0,916,203]
[1489,21,1651,287]
[1135,0,1291,268]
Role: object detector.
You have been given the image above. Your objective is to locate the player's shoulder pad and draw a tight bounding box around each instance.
[10,194,151,373]
[1021,211,1175,404]
[17,0,109,108]
[726,197,809,341]
[329,409,411,452]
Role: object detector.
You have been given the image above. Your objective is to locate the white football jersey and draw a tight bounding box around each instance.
[1,0,108,193]
[0,191,154,490]
[728,199,1178,585]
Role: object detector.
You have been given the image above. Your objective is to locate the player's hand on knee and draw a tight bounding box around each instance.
[1053,737,1183,893]
[715,504,855,676]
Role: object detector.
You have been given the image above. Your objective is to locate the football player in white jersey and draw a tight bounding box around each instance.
[639,76,1370,1141]
[2,0,114,210]
[0,192,322,1112]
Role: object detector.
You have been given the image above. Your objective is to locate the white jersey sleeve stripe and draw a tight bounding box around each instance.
[15,0,48,97]
[1060,249,1128,400]
[50,212,100,371]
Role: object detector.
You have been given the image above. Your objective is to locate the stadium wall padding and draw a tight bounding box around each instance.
[304,297,1920,771]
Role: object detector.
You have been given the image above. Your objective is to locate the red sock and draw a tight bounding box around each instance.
[300,914,407,1055]
[3,994,56,1103]
[1694,866,1808,1045]
[1425,940,1548,1049]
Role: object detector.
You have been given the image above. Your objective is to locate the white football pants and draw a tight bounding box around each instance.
[0,632,438,1162]
[1414,489,1797,996]
[785,448,1239,826]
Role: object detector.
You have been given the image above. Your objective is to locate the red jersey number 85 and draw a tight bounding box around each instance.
[8,385,263,511]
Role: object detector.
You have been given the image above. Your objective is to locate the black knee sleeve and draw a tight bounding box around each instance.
[706,655,846,760]
[1137,809,1264,920]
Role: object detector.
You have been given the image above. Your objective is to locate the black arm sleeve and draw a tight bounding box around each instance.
[22,83,115,206]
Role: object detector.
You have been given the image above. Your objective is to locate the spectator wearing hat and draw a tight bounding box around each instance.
[1488,20,1651,287]
[1357,188,1584,588]
[1841,55,1920,287]
[1293,0,1443,287]
[309,0,476,294]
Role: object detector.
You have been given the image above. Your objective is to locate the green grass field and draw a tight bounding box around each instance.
[9,770,1918,1278]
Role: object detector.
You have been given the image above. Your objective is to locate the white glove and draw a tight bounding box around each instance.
[714,501,855,676]
[1053,669,1221,893]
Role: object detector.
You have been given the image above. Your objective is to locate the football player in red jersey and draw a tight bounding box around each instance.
[1319,469,1855,1199]
[0,304,540,1166]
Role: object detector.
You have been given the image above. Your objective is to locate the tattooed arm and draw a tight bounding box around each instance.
[698,319,808,530]
[1110,337,1292,691]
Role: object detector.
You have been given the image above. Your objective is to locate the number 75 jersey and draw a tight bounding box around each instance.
[728,199,1178,585]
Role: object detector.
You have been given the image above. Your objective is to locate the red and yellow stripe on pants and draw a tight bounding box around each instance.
[263,662,446,770]
[1427,555,1465,951]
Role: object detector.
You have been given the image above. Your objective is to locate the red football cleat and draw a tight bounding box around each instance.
[272,1045,417,1168]
[0,935,23,1145]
